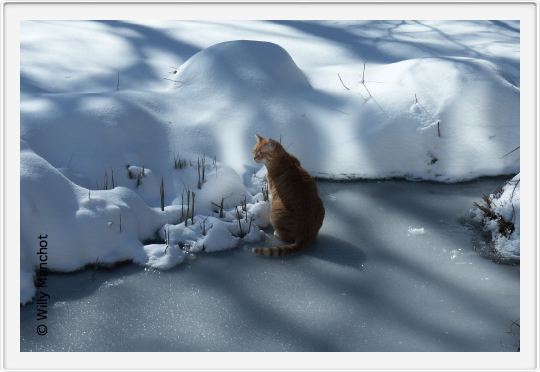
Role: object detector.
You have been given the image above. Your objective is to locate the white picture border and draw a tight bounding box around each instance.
[2,1,537,370]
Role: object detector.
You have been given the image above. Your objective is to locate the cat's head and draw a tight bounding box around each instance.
[253,134,280,164]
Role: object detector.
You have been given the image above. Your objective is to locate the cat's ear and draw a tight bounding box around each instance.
[255,134,264,143]
[266,139,277,150]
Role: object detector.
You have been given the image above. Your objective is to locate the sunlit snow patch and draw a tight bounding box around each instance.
[407,227,425,236]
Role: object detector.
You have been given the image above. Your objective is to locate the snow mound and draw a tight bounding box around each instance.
[170,42,519,181]
[308,57,519,181]
[20,145,181,303]
[471,174,520,262]
[21,40,518,183]
[176,40,311,94]
[20,144,271,304]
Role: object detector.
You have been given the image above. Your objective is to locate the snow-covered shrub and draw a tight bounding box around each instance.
[470,174,520,262]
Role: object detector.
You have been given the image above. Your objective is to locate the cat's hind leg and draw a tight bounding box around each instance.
[272,226,296,244]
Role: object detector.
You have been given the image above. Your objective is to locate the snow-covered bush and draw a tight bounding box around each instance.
[470,174,520,262]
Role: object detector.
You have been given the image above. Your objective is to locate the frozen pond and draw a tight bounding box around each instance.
[21,177,519,352]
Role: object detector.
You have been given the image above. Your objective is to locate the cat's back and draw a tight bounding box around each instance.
[281,154,324,215]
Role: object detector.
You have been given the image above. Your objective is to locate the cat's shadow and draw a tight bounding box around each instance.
[258,230,367,270]
[303,234,367,270]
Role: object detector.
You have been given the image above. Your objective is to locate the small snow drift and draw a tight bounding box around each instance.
[20,143,271,304]
[175,40,312,94]
[20,144,181,303]
[470,174,520,262]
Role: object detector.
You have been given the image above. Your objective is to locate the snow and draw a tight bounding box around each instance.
[471,174,520,261]
[20,137,271,303]
[20,20,519,304]
[407,227,425,236]
[143,244,186,270]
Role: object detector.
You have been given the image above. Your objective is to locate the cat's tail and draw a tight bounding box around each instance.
[252,239,310,257]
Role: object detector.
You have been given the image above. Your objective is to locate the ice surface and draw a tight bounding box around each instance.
[20,179,519,352]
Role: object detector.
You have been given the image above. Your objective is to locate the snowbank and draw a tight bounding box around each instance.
[22,40,519,184]
[20,143,271,304]
[471,174,520,261]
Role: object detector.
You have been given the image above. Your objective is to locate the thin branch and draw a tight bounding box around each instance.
[327,106,350,115]
[500,146,520,159]
[163,77,185,86]
[359,64,373,98]
[361,83,373,98]
[337,73,350,90]
[510,178,520,222]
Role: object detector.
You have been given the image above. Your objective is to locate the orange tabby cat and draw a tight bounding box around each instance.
[252,134,325,256]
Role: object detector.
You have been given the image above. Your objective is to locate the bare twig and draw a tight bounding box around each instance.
[191,191,195,225]
[337,73,351,90]
[359,63,376,102]
[164,227,170,253]
[181,192,184,220]
[197,158,202,189]
[247,215,254,234]
[211,192,233,218]
[200,216,211,236]
[184,187,191,226]
[201,155,206,183]
[160,177,165,211]
[510,178,520,222]
[163,77,185,87]
[327,107,350,115]
[235,206,244,238]
[111,167,115,188]
[500,146,520,159]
